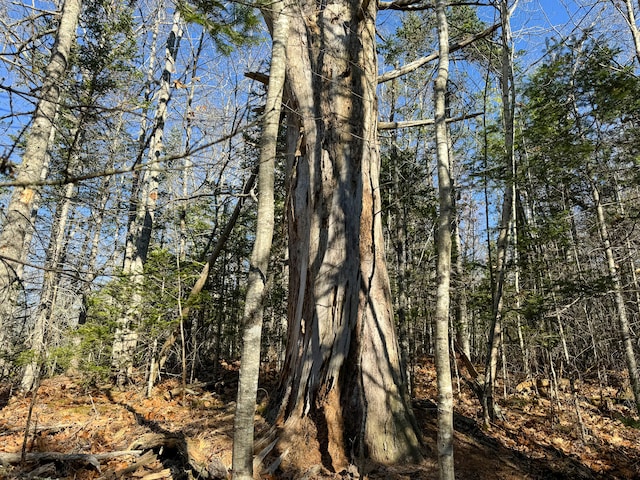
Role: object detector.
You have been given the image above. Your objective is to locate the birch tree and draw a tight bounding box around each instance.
[611,0,640,66]
[112,6,184,384]
[19,0,137,390]
[0,0,81,369]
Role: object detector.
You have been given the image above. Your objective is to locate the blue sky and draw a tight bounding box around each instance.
[512,0,634,72]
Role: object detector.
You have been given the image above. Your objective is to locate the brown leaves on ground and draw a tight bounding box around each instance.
[0,361,639,479]
[0,374,243,480]
[412,358,640,479]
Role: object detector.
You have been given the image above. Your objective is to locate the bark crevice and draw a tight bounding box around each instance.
[267,0,422,468]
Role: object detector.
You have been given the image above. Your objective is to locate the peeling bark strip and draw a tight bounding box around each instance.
[270,0,422,468]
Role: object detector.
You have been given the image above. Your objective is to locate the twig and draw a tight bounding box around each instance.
[89,392,99,416]
[21,376,41,462]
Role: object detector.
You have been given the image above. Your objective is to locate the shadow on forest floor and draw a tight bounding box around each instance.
[412,398,602,479]
[0,361,639,479]
[0,385,11,411]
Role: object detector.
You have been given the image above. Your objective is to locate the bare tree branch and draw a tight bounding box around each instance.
[378,0,490,11]
[0,119,259,188]
[377,23,499,84]
[378,112,482,130]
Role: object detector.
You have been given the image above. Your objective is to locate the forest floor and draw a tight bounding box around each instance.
[1,358,640,479]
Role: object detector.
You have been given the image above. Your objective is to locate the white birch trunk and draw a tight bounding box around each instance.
[612,0,640,66]
[113,8,183,384]
[0,0,81,367]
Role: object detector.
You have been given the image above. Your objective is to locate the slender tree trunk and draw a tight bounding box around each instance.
[112,6,162,384]
[21,180,75,391]
[232,4,288,478]
[270,0,422,468]
[179,32,205,261]
[434,0,454,476]
[452,204,470,359]
[612,0,640,66]
[21,91,95,389]
[387,75,413,390]
[0,0,81,362]
[565,32,640,411]
[127,6,183,270]
[612,174,640,323]
[483,0,517,424]
[82,114,123,286]
[123,3,161,272]
[590,173,640,413]
[509,173,528,378]
[66,112,125,375]
[148,170,256,389]
[113,8,183,384]
[450,118,470,360]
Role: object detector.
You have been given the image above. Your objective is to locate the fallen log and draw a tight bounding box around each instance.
[128,432,228,479]
[111,450,158,478]
[140,469,172,480]
[0,450,143,470]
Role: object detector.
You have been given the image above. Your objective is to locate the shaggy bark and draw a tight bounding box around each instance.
[270,0,422,468]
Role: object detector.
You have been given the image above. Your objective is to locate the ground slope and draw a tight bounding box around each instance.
[0,360,638,479]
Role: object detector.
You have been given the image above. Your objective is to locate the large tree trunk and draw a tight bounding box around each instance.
[270,0,422,469]
[0,0,81,367]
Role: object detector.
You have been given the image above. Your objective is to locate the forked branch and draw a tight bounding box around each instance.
[377,23,499,84]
